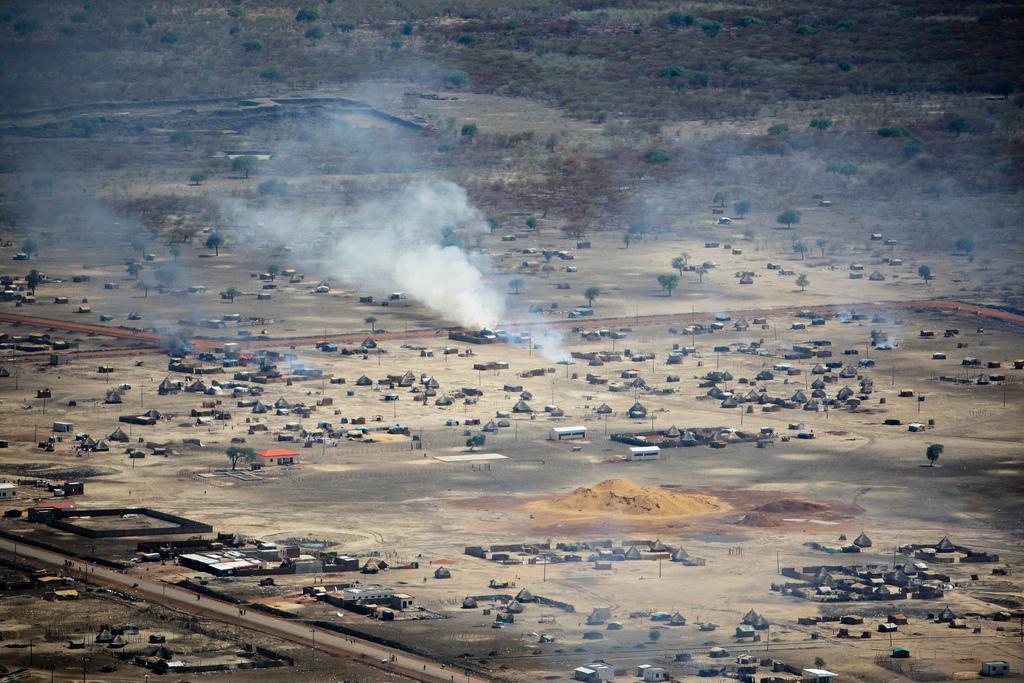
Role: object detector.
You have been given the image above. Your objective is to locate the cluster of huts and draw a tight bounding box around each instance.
[696,362,874,414]
[776,561,953,602]
[465,538,704,568]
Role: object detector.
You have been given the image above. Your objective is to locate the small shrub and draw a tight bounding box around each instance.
[243,40,262,52]
[701,19,722,37]
[334,21,356,32]
[446,69,469,87]
[59,25,76,37]
[257,178,289,197]
[877,125,911,138]
[457,32,478,45]
[460,122,478,137]
[160,31,178,44]
[305,26,324,40]
[259,67,281,80]
[904,138,927,157]
[295,9,319,23]
[837,61,853,72]
[144,14,157,27]
[736,15,765,26]
[70,11,87,23]
[667,11,694,27]
[643,148,674,164]
[169,130,193,145]
[13,17,39,36]
[795,23,816,34]
[126,17,146,34]
[659,64,685,78]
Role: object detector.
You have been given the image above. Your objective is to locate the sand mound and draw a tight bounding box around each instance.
[541,479,727,518]
[753,499,829,514]
[735,512,780,527]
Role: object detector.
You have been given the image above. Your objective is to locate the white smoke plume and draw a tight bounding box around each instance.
[332,181,505,329]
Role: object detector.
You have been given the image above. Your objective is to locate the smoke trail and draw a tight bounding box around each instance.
[332,181,505,329]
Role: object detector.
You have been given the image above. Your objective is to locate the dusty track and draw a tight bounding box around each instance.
[2,299,1021,362]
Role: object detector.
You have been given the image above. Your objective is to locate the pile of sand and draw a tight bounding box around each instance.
[539,479,727,518]
[753,499,829,514]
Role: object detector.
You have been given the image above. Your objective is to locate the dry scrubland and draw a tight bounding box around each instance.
[0,1,1021,682]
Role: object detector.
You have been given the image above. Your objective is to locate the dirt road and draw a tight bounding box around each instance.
[3,298,1021,362]
[0,539,493,683]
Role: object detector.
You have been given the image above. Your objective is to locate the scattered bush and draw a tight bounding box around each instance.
[643,148,674,164]
[877,125,911,138]
[126,17,147,35]
[700,20,722,37]
[667,12,695,27]
[457,32,478,45]
[295,9,319,23]
[446,69,469,87]
[659,65,685,78]
[305,26,324,41]
[460,122,478,137]
[160,31,178,44]
[13,17,39,36]
[242,40,262,52]
[259,67,281,80]
[257,178,289,197]
[736,16,765,27]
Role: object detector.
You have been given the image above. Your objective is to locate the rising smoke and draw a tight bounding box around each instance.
[332,181,505,329]
[229,180,506,330]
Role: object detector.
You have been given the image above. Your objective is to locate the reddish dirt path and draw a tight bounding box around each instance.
[3,299,1021,361]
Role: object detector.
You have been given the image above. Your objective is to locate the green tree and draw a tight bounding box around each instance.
[466,433,486,451]
[509,278,525,294]
[446,70,469,87]
[695,265,708,283]
[189,172,207,186]
[13,18,40,36]
[170,245,181,261]
[460,122,478,137]
[222,286,240,302]
[877,125,911,138]
[793,242,808,260]
[945,116,967,136]
[659,64,685,78]
[623,232,632,248]
[657,273,680,296]
[160,31,178,44]
[814,657,826,669]
[796,273,809,291]
[295,9,319,22]
[926,443,943,467]
[809,118,833,133]
[671,256,686,275]
[127,262,142,279]
[816,238,827,258]
[713,189,730,208]
[989,79,1014,98]
[364,316,377,331]
[584,287,601,307]
[130,236,148,256]
[917,265,931,282]
[205,232,224,256]
[839,163,858,178]
[267,265,280,281]
[154,267,176,289]
[231,155,257,178]
[227,446,255,470]
[25,269,43,295]
[525,216,539,229]
[305,26,324,41]
[648,628,662,642]
[21,239,38,258]
[777,209,801,229]
[954,237,975,256]
[144,14,157,27]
